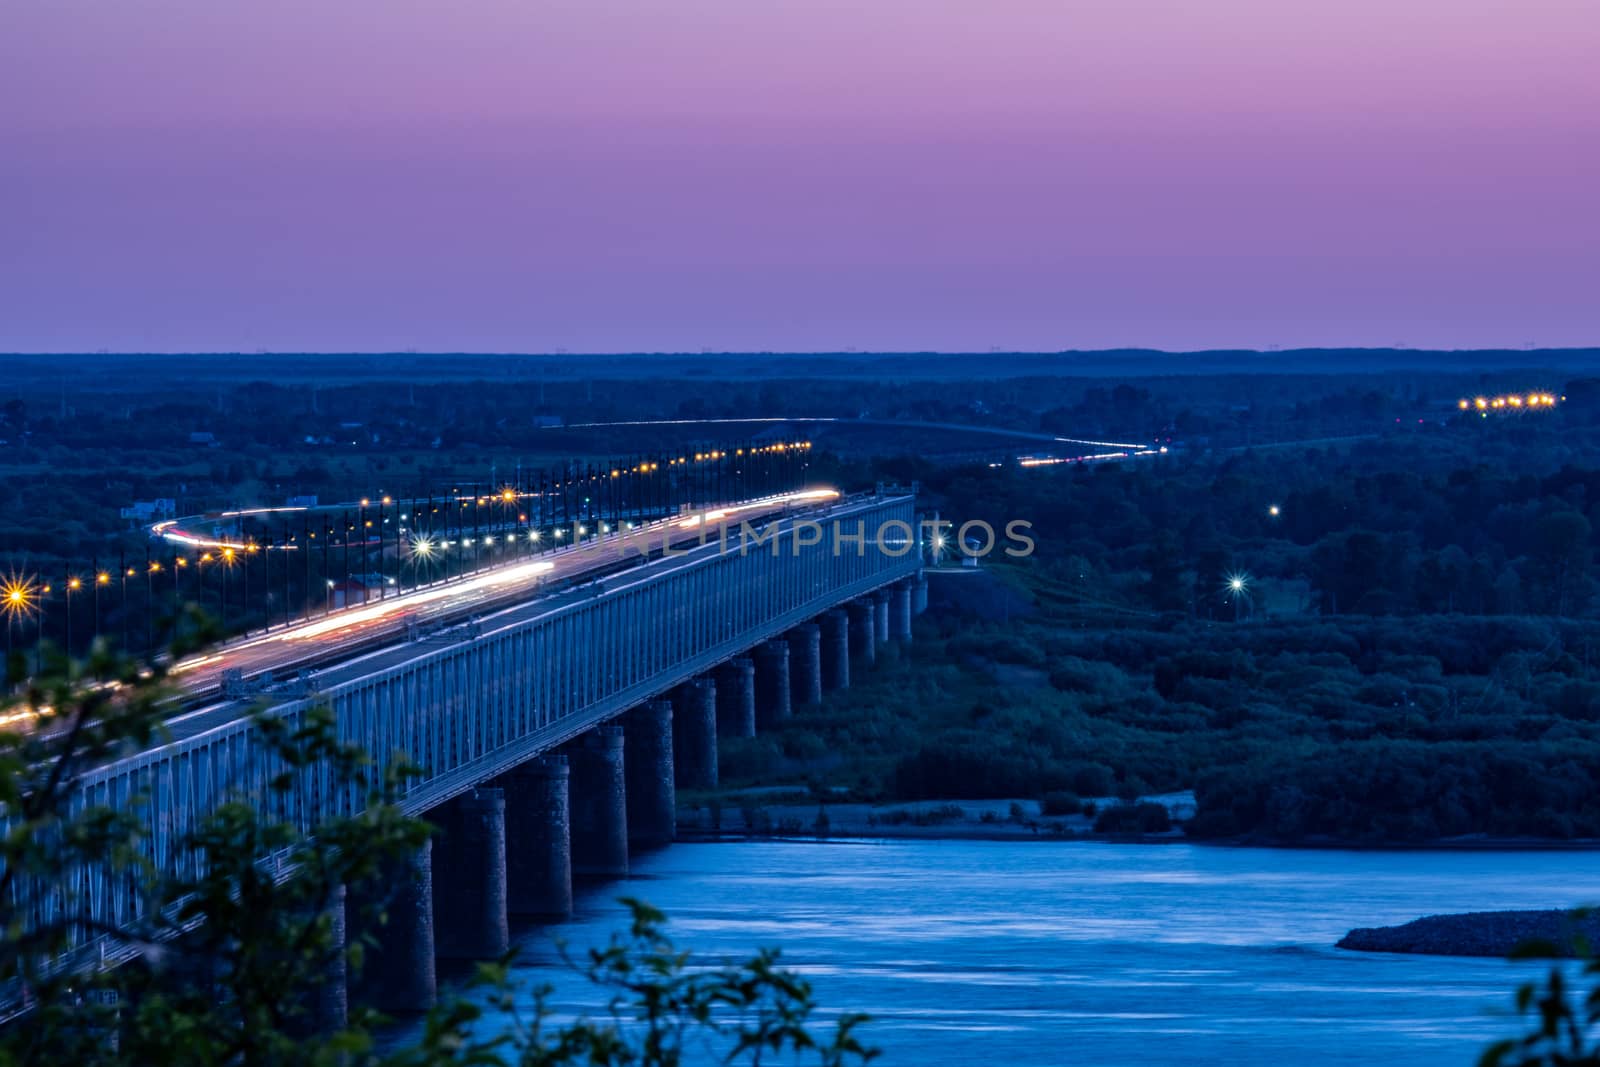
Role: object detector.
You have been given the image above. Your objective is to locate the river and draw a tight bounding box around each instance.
[431,840,1600,1065]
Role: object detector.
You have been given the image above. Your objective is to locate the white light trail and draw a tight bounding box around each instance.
[1051,436,1148,450]
[674,488,839,528]
[281,558,557,641]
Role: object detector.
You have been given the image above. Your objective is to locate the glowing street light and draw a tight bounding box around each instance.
[3,581,32,614]
[1268,505,1281,518]
[2,575,39,658]
[1224,572,1253,621]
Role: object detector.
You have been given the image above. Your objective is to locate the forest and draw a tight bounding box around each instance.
[722,405,1600,842]
[7,356,1600,842]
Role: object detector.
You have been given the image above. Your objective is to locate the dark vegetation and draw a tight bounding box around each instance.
[721,598,1600,842]
[724,380,1600,843]
[9,356,1600,845]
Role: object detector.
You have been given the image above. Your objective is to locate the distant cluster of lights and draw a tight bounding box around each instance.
[439,443,812,507]
[152,442,814,548]
[1458,393,1563,415]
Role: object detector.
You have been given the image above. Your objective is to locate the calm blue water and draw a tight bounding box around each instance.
[439,841,1600,1065]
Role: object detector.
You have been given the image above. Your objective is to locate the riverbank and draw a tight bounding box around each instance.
[1339,910,1600,958]
[675,792,1185,842]
[674,793,1600,849]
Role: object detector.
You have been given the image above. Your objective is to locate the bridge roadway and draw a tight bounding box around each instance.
[22,488,923,994]
[161,488,841,709]
[157,487,841,747]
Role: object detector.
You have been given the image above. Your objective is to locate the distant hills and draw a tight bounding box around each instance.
[3,348,1599,387]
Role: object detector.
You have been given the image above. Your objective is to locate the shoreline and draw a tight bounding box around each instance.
[676,826,1600,851]
[675,795,1600,852]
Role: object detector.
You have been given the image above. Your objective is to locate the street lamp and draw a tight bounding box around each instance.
[65,575,82,654]
[1224,572,1253,621]
[2,575,38,661]
[220,546,237,632]
[95,569,110,640]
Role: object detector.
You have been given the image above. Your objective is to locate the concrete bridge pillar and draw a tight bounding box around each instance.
[821,609,850,691]
[912,574,929,616]
[787,624,822,708]
[891,581,914,642]
[874,590,891,644]
[716,657,757,739]
[673,678,718,790]
[847,601,876,668]
[353,840,436,1013]
[625,698,675,850]
[315,885,348,1032]
[753,638,791,729]
[502,755,572,918]
[568,726,628,879]
[431,788,510,960]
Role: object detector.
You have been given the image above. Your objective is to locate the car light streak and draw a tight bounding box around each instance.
[280,558,558,641]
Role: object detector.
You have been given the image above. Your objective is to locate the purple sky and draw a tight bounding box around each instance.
[4,0,1596,353]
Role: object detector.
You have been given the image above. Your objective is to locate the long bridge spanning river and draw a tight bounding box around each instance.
[21,487,927,1018]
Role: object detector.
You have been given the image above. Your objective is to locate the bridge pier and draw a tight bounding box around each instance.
[847,601,876,668]
[568,727,628,878]
[625,698,675,850]
[787,624,822,708]
[716,657,757,739]
[912,574,929,616]
[874,590,891,644]
[352,840,436,1013]
[820,609,850,691]
[502,755,572,918]
[891,581,913,641]
[431,788,510,959]
[673,678,718,789]
[315,885,348,1032]
[753,639,791,729]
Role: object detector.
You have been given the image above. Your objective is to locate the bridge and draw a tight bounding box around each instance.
[17,487,928,1020]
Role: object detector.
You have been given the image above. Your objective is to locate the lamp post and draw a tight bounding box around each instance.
[95,567,109,641]
[65,574,81,656]
[3,576,36,663]
[221,546,236,633]
[146,555,159,653]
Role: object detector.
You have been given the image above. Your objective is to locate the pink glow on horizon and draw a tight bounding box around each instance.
[2,0,1596,352]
